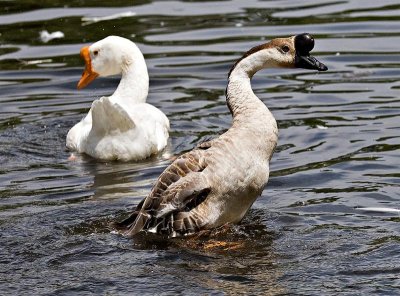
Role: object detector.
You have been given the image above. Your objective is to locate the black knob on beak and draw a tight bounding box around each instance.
[295,33,315,55]
[294,33,328,71]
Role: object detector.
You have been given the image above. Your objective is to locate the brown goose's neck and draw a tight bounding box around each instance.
[225,52,279,155]
[226,50,275,121]
[226,77,260,119]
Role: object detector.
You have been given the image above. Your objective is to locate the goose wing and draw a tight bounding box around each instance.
[113,148,211,237]
[91,97,135,135]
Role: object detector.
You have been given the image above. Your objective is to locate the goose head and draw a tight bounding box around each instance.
[229,33,327,79]
[77,36,147,89]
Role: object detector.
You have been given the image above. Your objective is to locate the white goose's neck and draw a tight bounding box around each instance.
[111,58,149,104]
[227,49,277,122]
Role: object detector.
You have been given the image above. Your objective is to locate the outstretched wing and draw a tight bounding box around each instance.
[113,147,212,237]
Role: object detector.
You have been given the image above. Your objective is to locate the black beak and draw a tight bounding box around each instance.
[294,33,328,71]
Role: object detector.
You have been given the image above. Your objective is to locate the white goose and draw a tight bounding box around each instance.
[113,33,327,237]
[66,36,169,161]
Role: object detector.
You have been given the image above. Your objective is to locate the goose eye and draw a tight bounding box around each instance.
[281,45,290,53]
[93,50,99,56]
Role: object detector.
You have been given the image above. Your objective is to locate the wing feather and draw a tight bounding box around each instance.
[91,97,135,134]
[114,148,211,237]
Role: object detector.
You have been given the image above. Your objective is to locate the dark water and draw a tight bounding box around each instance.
[1,0,400,294]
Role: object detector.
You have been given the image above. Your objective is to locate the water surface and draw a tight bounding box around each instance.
[1,0,400,295]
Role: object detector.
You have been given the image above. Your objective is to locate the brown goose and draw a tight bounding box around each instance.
[113,33,327,237]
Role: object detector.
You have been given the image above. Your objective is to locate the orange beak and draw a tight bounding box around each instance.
[77,46,99,89]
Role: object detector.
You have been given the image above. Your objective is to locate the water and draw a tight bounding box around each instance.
[1,0,399,294]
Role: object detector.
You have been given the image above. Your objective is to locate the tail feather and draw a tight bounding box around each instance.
[111,211,139,231]
[124,212,151,237]
[111,210,151,237]
[111,199,145,235]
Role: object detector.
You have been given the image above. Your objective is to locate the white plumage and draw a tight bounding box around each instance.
[66,36,169,161]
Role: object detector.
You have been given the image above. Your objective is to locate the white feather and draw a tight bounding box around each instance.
[66,36,169,161]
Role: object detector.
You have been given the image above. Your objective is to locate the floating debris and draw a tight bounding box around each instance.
[357,207,400,214]
[342,70,373,79]
[21,59,53,65]
[316,125,328,130]
[39,30,64,43]
[82,11,136,25]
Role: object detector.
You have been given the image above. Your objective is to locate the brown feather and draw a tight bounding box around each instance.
[115,148,211,237]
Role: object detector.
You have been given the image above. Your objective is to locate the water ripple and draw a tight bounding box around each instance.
[0,0,399,295]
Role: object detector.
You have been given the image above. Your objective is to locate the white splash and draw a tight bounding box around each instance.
[316,125,328,130]
[39,30,64,43]
[82,11,136,25]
